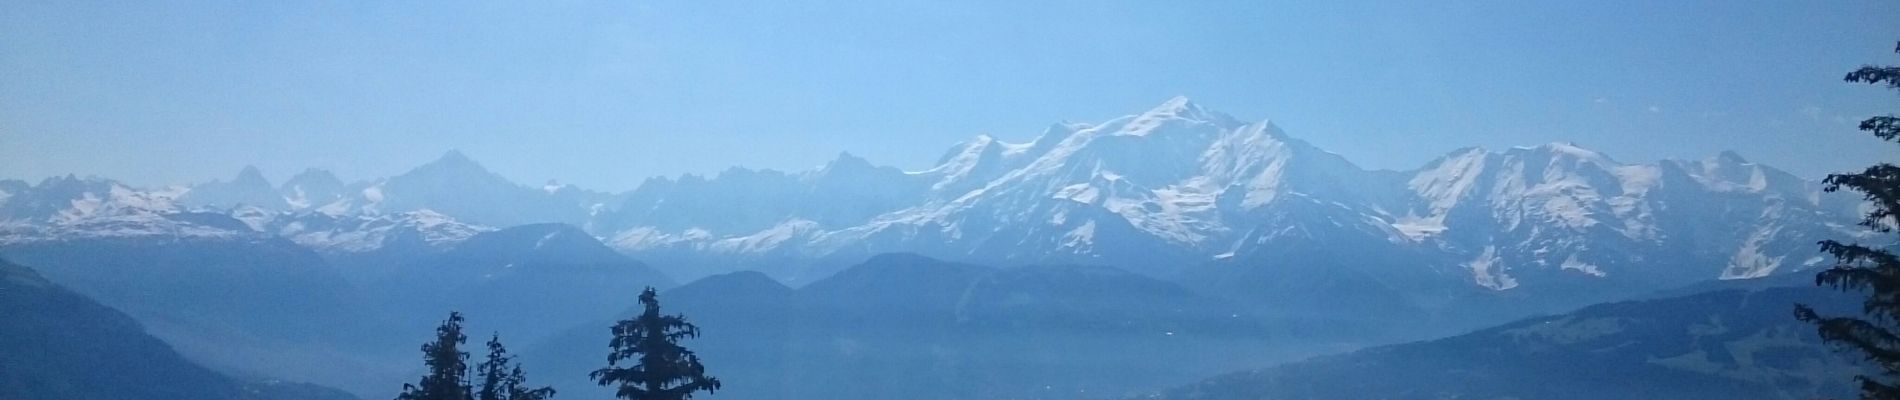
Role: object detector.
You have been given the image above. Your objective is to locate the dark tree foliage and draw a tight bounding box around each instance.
[398,312,474,400]
[477,334,557,400]
[592,287,722,400]
[1796,41,1900,400]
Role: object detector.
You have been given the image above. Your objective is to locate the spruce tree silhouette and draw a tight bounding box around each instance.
[1795,40,1900,400]
[398,312,473,400]
[477,334,556,400]
[592,287,721,400]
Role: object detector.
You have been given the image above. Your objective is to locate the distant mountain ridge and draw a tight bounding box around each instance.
[0,97,1873,400]
[1146,283,1865,400]
[0,176,670,397]
[0,97,1862,294]
[521,253,1306,400]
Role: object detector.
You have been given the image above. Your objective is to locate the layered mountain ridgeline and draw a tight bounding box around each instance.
[0,97,1853,291]
[169,151,611,227]
[365,223,676,341]
[0,258,358,400]
[0,199,673,397]
[521,254,1352,400]
[0,217,406,395]
[0,97,1869,398]
[1146,278,1866,400]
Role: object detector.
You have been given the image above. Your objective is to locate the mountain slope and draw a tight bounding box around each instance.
[0,257,244,399]
[0,176,669,396]
[374,223,677,343]
[0,230,407,397]
[0,258,360,400]
[1149,284,1864,400]
[524,254,1316,400]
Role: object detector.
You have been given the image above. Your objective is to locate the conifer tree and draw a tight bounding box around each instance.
[592,287,721,400]
[398,312,474,400]
[477,334,555,400]
[1795,41,1900,400]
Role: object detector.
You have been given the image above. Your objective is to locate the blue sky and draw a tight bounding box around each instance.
[2,0,1897,189]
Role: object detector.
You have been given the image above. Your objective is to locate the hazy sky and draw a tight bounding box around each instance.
[3,1,1897,190]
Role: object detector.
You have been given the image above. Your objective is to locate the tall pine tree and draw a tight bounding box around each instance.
[1795,40,1900,400]
[398,312,474,400]
[477,334,556,400]
[592,287,721,400]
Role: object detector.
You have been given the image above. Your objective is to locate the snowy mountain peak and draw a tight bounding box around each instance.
[1509,142,1612,163]
[1110,97,1236,138]
[932,135,995,167]
[1143,96,1210,120]
[1442,146,1489,159]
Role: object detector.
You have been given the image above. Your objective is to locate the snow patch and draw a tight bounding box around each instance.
[534,231,562,250]
[1720,227,1786,279]
[1391,215,1446,240]
[1059,220,1097,250]
[1560,253,1606,277]
[361,185,385,203]
[1467,246,1518,290]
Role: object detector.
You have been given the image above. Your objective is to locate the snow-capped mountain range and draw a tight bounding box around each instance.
[0,97,1864,292]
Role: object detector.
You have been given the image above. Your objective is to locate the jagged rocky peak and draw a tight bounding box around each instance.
[813,151,882,177]
[33,174,118,194]
[380,150,527,195]
[434,149,477,166]
[283,168,343,190]
[176,165,285,210]
[232,165,271,187]
[406,149,494,177]
[280,168,347,210]
[806,152,927,195]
